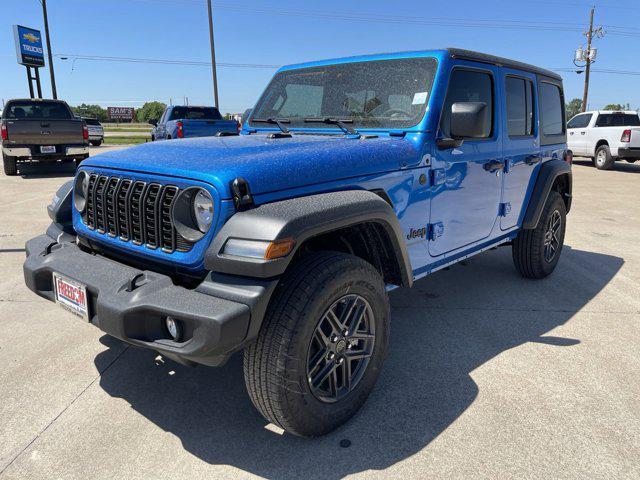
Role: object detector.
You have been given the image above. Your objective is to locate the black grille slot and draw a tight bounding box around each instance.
[94,176,108,233]
[143,184,162,248]
[160,186,178,252]
[85,174,98,229]
[116,180,132,241]
[81,173,193,254]
[129,181,146,245]
[104,177,120,237]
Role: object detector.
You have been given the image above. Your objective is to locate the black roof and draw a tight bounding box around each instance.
[447,48,562,81]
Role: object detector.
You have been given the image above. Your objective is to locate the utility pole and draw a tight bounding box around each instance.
[41,0,57,99]
[206,0,220,108]
[581,7,595,112]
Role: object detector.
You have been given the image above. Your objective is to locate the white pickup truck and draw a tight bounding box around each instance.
[567,110,640,170]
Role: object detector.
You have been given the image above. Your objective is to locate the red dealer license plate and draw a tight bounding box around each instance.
[53,273,89,321]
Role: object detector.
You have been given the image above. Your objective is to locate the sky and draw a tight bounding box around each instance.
[1,0,639,114]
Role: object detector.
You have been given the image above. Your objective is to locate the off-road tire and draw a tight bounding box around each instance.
[594,145,614,170]
[512,191,566,279]
[3,153,17,176]
[244,252,390,437]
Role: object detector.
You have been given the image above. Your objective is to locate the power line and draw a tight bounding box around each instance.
[54,54,279,69]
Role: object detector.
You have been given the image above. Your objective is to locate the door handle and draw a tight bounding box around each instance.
[569,131,574,135]
[525,155,541,165]
[483,160,504,172]
[581,132,586,135]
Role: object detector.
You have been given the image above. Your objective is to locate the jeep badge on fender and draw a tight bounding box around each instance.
[23,49,571,437]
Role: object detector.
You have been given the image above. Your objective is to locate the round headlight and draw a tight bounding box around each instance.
[172,187,215,243]
[73,171,89,212]
[193,188,214,233]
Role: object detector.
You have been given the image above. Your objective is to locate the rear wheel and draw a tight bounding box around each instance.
[594,145,614,170]
[3,153,17,176]
[90,140,102,146]
[244,252,389,437]
[512,191,566,279]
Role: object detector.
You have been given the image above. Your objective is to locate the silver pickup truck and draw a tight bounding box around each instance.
[1,99,89,176]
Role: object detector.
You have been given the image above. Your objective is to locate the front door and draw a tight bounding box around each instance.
[500,70,540,230]
[429,65,503,257]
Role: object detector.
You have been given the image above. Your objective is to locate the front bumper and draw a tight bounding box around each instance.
[24,233,276,366]
[618,147,640,160]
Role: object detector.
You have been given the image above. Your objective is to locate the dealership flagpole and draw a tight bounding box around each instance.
[206,0,219,108]
[41,0,57,99]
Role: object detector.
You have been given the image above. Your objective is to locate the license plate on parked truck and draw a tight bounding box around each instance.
[53,273,89,320]
[40,145,56,154]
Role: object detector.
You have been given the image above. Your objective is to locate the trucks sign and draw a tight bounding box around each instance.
[107,107,135,120]
[13,25,45,67]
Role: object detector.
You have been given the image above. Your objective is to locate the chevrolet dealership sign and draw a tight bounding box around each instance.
[13,25,45,67]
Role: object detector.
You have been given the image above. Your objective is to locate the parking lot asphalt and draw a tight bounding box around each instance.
[0,150,639,479]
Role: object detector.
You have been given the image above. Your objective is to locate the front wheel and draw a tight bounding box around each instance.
[512,191,566,279]
[244,252,390,437]
[3,153,17,176]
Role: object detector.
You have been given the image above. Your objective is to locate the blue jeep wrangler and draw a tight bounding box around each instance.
[24,49,572,437]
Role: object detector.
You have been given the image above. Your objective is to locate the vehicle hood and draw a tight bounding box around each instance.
[84,134,421,199]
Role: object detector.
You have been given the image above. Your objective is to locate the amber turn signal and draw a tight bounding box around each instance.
[264,238,295,260]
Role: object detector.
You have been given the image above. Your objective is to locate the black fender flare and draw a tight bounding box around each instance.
[46,180,76,236]
[522,159,572,229]
[205,190,413,286]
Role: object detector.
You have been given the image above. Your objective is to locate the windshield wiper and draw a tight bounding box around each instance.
[304,117,358,136]
[251,117,291,134]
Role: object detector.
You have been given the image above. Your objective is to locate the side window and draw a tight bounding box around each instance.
[440,69,493,139]
[539,83,564,136]
[505,76,534,136]
[159,109,168,124]
[567,113,592,129]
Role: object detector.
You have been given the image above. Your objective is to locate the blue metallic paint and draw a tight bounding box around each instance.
[73,49,566,281]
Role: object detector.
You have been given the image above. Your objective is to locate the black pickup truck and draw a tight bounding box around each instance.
[1,99,89,176]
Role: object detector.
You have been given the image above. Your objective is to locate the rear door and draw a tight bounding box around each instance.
[429,65,503,257]
[566,113,593,156]
[500,70,540,230]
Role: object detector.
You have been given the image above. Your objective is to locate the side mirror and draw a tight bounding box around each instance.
[149,120,157,127]
[450,102,488,139]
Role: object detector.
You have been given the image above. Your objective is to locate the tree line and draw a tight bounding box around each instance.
[70,102,236,123]
[566,99,636,120]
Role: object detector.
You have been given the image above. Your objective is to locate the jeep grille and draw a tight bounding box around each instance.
[83,173,191,253]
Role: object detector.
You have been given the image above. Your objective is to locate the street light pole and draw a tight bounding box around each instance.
[581,6,595,112]
[206,0,220,109]
[41,0,58,99]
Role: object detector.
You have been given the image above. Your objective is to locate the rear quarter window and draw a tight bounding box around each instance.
[539,82,565,141]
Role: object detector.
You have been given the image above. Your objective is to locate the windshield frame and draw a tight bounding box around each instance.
[249,56,439,133]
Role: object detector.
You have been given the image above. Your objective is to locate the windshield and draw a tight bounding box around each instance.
[84,118,101,126]
[169,107,222,121]
[3,101,73,120]
[250,57,438,130]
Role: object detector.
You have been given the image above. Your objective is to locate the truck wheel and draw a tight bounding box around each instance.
[244,252,389,437]
[625,159,637,164]
[3,154,17,176]
[594,145,614,170]
[512,191,566,279]
[90,140,102,146]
